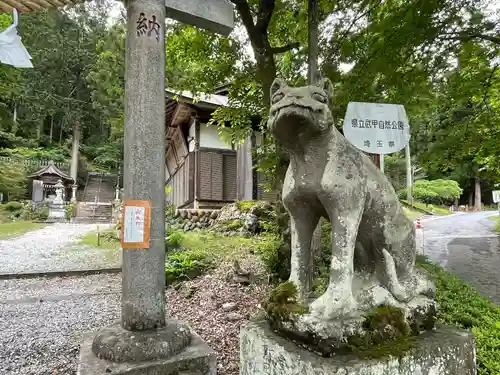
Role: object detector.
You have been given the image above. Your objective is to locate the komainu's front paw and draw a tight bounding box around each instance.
[309,288,357,320]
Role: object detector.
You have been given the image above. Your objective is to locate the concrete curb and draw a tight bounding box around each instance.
[0,267,122,280]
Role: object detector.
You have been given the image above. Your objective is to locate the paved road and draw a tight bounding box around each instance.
[418,211,500,303]
[0,223,119,275]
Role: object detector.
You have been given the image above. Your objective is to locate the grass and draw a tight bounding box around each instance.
[402,200,451,215]
[488,215,500,235]
[0,221,46,239]
[417,255,500,374]
[178,230,266,257]
[79,228,121,250]
[403,207,421,219]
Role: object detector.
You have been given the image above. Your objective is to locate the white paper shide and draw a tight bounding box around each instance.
[0,9,33,69]
[123,205,145,243]
[343,102,410,154]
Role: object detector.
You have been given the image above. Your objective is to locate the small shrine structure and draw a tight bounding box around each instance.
[28,161,74,202]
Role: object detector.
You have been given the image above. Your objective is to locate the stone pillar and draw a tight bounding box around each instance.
[115,185,120,201]
[78,1,220,373]
[71,184,78,203]
[120,0,167,331]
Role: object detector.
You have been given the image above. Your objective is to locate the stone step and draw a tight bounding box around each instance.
[73,217,112,224]
[83,175,116,202]
[76,203,113,219]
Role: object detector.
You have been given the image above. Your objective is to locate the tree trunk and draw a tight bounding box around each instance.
[49,116,54,144]
[253,46,277,107]
[70,121,81,183]
[308,0,318,84]
[36,119,43,140]
[11,104,18,134]
[59,120,64,145]
[468,188,473,208]
[474,175,482,211]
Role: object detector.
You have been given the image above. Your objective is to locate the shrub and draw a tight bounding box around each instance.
[0,200,30,221]
[2,201,23,212]
[34,203,49,221]
[255,234,290,282]
[65,203,76,220]
[398,179,462,206]
[165,229,183,250]
[165,202,176,226]
[165,249,214,285]
[418,256,500,374]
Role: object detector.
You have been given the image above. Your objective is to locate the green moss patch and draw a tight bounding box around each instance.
[236,200,258,212]
[262,282,308,326]
[224,219,243,230]
[347,305,416,359]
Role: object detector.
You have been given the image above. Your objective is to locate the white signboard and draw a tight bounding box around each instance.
[493,190,500,204]
[343,102,410,154]
[123,205,146,243]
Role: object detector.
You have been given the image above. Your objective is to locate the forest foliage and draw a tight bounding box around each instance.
[0,0,498,202]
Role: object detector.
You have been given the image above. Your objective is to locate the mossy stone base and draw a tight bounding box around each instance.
[241,321,476,375]
[78,324,216,375]
[264,281,437,357]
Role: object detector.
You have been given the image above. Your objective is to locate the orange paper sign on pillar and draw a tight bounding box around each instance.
[120,200,152,249]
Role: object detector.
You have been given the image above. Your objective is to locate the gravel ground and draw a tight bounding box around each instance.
[1,254,268,375]
[0,274,121,375]
[0,223,117,275]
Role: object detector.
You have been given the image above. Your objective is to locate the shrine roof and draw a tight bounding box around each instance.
[28,160,73,181]
[165,88,229,109]
[0,0,83,13]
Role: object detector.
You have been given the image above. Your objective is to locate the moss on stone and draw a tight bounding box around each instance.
[347,305,417,359]
[348,335,416,359]
[223,219,243,230]
[236,200,258,212]
[263,282,309,325]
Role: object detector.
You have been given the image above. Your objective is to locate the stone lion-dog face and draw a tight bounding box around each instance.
[268,78,334,146]
[268,78,434,320]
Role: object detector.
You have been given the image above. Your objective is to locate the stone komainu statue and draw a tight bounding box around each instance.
[267,77,435,340]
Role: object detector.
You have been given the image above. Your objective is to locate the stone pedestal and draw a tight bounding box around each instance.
[240,321,476,375]
[78,322,216,375]
[48,179,67,221]
[47,203,66,221]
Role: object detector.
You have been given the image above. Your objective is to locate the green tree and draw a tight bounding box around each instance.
[0,157,27,200]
